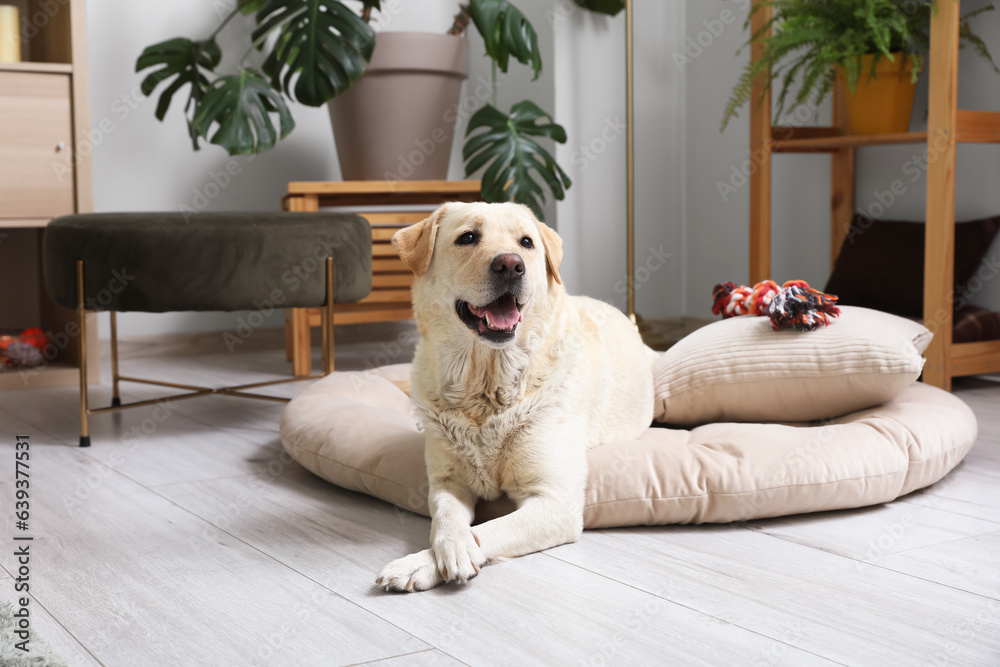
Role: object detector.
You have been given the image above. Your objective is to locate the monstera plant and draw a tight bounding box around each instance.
[137,0,624,219]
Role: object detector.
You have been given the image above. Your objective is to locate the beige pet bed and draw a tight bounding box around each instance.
[280,362,977,527]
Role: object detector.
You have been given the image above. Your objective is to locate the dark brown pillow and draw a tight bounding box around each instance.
[954,305,1000,343]
[825,214,1000,318]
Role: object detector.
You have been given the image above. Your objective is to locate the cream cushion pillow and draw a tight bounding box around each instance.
[279,363,976,527]
[652,306,931,426]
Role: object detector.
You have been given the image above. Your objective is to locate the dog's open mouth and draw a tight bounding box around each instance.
[456,294,523,342]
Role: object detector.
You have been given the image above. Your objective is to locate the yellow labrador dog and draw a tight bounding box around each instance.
[377,202,654,592]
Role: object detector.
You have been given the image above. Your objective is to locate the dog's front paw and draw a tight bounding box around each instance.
[432,527,486,583]
[376,549,443,592]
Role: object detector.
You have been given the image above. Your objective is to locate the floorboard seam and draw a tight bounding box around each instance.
[540,551,847,666]
[861,559,1000,603]
[141,484,437,655]
[703,527,1000,604]
[898,496,1000,525]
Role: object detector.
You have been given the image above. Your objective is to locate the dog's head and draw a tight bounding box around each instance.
[392,202,563,348]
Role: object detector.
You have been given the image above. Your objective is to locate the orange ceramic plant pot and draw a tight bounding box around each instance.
[835,52,917,135]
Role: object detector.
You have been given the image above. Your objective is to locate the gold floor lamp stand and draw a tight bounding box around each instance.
[623,1,704,351]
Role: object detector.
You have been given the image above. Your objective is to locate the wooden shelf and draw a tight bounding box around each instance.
[956,110,1000,143]
[951,340,1000,376]
[772,131,928,153]
[0,61,73,75]
[771,110,1000,153]
[287,179,481,196]
[284,179,482,208]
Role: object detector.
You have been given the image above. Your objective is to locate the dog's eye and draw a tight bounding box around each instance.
[520,236,534,249]
[455,232,477,246]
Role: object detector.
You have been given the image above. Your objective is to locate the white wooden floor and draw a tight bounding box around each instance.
[1,322,999,666]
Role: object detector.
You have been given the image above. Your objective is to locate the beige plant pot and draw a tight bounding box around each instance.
[329,32,469,181]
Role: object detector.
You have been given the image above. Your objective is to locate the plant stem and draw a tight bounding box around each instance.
[210,0,256,40]
[492,59,497,108]
[238,5,308,68]
[448,4,471,35]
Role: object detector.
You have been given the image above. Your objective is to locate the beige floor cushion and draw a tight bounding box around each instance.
[280,364,977,527]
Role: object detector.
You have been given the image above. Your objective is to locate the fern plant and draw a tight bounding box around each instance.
[721,0,998,131]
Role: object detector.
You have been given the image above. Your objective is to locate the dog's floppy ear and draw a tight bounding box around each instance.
[536,220,563,285]
[392,205,446,276]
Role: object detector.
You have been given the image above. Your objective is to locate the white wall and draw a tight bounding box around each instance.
[85,0,555,339]
[554,0,686,317]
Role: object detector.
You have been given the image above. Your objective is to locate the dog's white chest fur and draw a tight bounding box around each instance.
[416,369,550,500]
[435,412,525,498]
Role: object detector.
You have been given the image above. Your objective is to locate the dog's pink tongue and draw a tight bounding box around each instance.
[470,294,521,329]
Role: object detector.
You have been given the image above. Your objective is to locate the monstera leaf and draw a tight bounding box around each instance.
[193,69,295,155]
[468,0,542,80]
[254,0,375,106]
[136,37,221,147]
[572,0,625,15]
[463,101,571,221]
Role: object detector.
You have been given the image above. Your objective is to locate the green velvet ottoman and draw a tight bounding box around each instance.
[43,212,372,447]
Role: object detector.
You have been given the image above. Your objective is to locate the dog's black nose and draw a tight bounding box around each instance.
[491,253,525,279]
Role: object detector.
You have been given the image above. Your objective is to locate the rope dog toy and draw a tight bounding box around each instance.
[712,280,841,331]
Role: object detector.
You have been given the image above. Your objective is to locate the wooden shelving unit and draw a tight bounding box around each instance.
[0,0,96,391]
[749,0,1000,390]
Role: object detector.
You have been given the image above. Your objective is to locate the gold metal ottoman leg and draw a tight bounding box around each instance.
[322,256,336,375]
[110,311,121,407]
[77,259,90,448]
